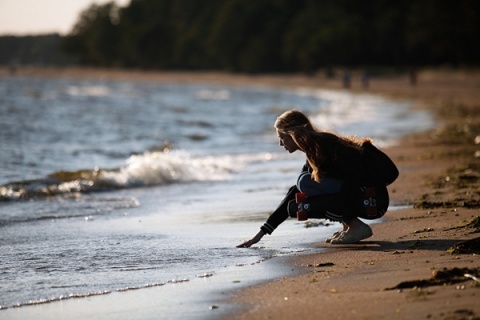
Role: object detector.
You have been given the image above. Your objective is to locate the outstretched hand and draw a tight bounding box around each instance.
[236,230,265,248]
[236,238,257,248]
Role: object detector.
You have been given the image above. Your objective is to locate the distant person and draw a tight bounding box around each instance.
[325,66,335,79]
[237,110,398,248]
[342,70,351,89]
[409,68,417,86]
[361,71,369,89]
[8,63,17,75]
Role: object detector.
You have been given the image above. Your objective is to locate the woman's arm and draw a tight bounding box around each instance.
[236,230,266,248]
[236,185,299,248]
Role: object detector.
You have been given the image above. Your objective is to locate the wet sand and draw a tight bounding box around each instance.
[2,66,479,319]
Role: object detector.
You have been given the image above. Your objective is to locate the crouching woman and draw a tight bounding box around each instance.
[237,110,398,248]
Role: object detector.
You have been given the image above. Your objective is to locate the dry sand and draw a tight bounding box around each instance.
[2,66,480,320]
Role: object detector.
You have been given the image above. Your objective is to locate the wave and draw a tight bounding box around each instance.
[0,149,235,201]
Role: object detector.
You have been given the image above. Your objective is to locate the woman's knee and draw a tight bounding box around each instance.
[297,173,343,196]
[296,172,313,193]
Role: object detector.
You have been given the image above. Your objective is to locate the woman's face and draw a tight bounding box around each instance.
[277,130,299,153]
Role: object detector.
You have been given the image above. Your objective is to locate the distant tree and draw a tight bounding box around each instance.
[115,0,174,68]
[405,0,480,66]
[58,0,480,72]
[0,34,74,66]
[208,0,302,72]
[368,1,410,66]
[283,0,370,72]
[167,0,224,69]
[63,2,121,66]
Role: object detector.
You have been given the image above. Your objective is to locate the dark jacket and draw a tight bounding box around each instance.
[260,134,369,235]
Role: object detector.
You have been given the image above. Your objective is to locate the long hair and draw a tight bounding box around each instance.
[275,110,371,182]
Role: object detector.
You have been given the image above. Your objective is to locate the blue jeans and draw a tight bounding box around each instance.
[296,172,343,197]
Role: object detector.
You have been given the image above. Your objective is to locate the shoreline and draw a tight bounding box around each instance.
[223,69,480,319]
[1,66,479,319]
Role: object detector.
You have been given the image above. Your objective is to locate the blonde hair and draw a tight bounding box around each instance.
[275,110,371,182]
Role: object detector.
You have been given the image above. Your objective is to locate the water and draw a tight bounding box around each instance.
[0,74,432,317]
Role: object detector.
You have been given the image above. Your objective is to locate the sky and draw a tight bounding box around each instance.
[0,0,130,36]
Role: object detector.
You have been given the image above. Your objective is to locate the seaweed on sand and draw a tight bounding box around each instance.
[385,267,480,290]
[448,237,480,254]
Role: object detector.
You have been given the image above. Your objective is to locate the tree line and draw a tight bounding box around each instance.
[0,34,73,67]
[2,0,479,73]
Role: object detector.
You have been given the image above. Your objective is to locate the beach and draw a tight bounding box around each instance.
[1,67,479,320]
[226,69,480,319]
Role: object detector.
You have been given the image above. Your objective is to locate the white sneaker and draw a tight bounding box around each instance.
[330,224,372,244]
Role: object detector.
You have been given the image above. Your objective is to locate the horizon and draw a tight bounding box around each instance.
[0,0,129,36]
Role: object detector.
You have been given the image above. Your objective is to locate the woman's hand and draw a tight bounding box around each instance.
[236,230,265,248]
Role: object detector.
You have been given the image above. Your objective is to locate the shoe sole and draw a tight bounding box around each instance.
[325,231,343,243]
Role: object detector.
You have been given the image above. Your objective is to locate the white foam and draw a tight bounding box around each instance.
[294,87,433,145]
[194,89,230,100]
[98,150,238,187]
[66,85,111,97]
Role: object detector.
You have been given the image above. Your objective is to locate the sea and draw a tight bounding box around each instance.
[0,74,433,319]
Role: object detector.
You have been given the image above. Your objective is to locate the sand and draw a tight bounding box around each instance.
[225,69,480,320]
[2,66,479,320]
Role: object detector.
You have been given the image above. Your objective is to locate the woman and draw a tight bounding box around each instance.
[237,109,395,248]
